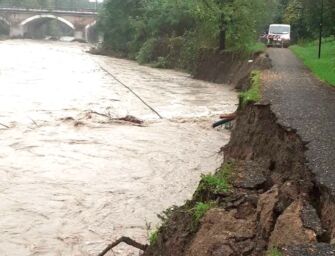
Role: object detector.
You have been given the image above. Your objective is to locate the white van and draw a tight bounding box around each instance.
[267,24,291,48]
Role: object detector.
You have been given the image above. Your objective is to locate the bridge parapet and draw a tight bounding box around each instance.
[0,0,100,12]
[0,7,97,16]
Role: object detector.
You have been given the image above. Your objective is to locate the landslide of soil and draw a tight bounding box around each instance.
[140,52,335,256]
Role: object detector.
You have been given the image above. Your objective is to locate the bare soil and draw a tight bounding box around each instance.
[143,102,335,256]
[141,50,335,256]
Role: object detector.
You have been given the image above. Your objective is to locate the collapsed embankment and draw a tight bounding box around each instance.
[140,54,335,255]
[193,49,271,89]
[89,46,271,88]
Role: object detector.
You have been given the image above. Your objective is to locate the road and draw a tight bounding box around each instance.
[0,40,237,256]
[263,48,335,196]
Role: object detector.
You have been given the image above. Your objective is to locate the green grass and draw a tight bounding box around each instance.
[267,247,283,256]
[240,70,262,106]
[193,201,216,222]
[149,230,158,245]
[247,42,266,54]
[199,174,229,193]
[291,37,335,87]
[198,162,234,194]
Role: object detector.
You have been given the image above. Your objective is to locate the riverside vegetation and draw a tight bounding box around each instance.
[97,0,276,72]
[96,0,335,74]
[291,37,335,87]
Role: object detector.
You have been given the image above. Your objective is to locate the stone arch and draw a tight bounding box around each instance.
[85,20,96,32]
[20,14,75,30]
[85,20,97,42]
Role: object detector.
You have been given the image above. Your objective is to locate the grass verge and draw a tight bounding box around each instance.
[247,42,266,54]
[267,247,282,256]
[240,70,262,106]
[291,37,335,87]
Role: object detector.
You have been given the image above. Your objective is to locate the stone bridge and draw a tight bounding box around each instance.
[0,7,97,41]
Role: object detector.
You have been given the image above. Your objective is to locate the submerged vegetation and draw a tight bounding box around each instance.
[291,37,335,87]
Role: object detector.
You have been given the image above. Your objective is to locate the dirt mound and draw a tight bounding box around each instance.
[193,49,271,88]
[142,102,335,256]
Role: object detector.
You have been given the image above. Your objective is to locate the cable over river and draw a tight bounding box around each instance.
[0,40,237,256]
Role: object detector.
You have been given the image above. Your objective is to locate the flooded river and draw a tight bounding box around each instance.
[0,40,237,256]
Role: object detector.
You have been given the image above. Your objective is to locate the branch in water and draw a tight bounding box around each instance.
[0,122,9,129]
[98,236,148,256]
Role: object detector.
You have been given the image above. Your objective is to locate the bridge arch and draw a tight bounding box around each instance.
[85,20,97,42]
[20,14,75,30]
[85,20,96,32]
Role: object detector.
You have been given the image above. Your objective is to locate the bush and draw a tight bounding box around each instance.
[136,38,157,64]
[152,57,169,69]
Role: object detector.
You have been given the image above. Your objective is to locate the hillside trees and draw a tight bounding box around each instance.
[97,0,273,71]
[275,0,334,40]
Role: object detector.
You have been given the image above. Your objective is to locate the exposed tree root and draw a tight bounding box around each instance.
[98,237,148,256]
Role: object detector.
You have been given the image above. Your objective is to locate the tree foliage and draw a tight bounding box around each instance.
[97,0,273,71]
[274,0,335,41]
[97,0,334,70]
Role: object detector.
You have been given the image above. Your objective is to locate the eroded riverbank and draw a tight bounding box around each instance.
[0,40,237,255]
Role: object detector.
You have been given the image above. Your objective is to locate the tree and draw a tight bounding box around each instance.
[97,0,280,69]
[274,0,334,41]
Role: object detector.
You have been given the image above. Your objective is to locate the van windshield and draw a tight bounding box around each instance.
[269,25,290,34]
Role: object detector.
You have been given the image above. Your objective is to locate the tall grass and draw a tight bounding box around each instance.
[291,37,335,87]
[240,70,262,106]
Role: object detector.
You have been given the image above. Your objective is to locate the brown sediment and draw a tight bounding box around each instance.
[193,49,272,87]
[142,101,335,256]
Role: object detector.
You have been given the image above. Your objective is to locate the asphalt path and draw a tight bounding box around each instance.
[263,48,335,196]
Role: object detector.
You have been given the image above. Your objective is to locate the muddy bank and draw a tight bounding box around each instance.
[193,49,271,88]
[89,46,271,89]
[141,100,335,255]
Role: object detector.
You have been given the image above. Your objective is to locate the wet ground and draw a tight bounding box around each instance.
[0,40,237,256]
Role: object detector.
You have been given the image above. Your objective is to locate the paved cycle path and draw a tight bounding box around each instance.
[263,48,335,196]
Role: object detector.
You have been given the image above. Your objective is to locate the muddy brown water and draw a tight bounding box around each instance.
[0,40,237,256]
